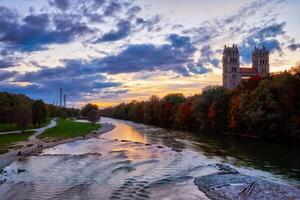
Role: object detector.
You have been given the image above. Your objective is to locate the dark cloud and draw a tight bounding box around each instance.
[104,1,122,16]
[16,59,103,82]
[93,0,106,6]
[0,71,16,81]
[53,13,95,36]
[92,34,213,76]
[135,15,161,32]
[93,34,201,75]
[49,0,70,11]
[196,45,219,69]
[126,6,142,19]
[0,9,95,52]
[96,20,131,42]
[288,43,300,51]
[17,34,207,82]
[24,13,50,28]
[4,75,121,103]
[239,22,285,63]
[0,59,15,69]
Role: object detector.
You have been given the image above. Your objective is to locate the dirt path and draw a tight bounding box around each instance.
[0,123,115,170]
[0,119,57,136]
[28,118,57,141]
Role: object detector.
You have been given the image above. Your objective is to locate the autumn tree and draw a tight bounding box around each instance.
[87,110,101,124]
[81,103,99,117]
[15,106,32,131]
[32,100,48,126]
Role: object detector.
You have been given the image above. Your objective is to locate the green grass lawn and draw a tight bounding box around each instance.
[0,123,19,132]
[0,118,52,132]
[0,131,35,154]
[38,119,100,141]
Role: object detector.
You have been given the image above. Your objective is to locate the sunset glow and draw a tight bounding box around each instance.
[0,0,299,107]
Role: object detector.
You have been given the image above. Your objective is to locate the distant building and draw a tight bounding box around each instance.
[222,44,270,90]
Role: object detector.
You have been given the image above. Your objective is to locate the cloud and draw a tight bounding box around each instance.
[239,22,285,63]
[0,71,16,81]
[0,59,15,69]
[93,34,199,75]
[49,0,70,11]
[288,43,300,51]
[0,7,95,52]
[126,6,142,19]
[96,20,131,42]
[104,1,122,16]
[5,74,121,102]
[17,34,208,82]
[16,59,103,82]
[196,45,220,69]
[24,13,50,28]
[135,15,162,32]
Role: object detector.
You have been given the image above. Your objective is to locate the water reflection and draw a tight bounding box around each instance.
[0,117,299,200]
[102,118,300,184]
[102,119,148,143]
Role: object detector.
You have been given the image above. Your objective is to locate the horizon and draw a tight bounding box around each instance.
[0,0,300,108]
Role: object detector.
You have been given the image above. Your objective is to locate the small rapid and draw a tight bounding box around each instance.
[0,117,299,199]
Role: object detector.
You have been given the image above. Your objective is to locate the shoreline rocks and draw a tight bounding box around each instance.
[0,123,115,170]
[194,164,300,200]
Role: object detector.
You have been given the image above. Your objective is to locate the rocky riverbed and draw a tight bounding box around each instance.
[194,164,300,200]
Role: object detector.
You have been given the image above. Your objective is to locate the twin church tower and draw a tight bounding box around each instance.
[222,44,270,90]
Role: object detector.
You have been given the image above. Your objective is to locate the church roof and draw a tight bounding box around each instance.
[240,67,258,74]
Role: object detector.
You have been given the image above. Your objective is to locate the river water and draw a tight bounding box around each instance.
[0,117,300,199]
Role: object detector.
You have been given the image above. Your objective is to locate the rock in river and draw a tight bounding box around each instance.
[194,173,300,200]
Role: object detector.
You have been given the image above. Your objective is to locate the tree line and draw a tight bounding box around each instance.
[0,92,79,131]
[0,93,100,131]
[100,65,300,141]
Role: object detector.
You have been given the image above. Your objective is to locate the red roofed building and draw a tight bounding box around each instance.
[222,44,270,90]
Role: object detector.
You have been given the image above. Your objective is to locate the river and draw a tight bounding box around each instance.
[0,117,299,199]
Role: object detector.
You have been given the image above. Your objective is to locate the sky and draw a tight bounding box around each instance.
[0,0,299,108]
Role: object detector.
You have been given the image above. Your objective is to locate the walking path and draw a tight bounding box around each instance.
[28,118,57,141]
[0,119,57,138]
[0,123,115,169]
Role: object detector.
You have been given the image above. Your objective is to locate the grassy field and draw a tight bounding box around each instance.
[38,119,100,141]
[0,118,52,132]
[0,124,19,132]
[0,131,35,154]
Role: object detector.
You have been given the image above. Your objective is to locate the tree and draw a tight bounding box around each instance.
[15,106,32,131]
[99,68,300,140]
[59,111,67,119]
[48,104,59,117]
[32,100,48,126]
[87,110,100,124]
[81,103,99,117]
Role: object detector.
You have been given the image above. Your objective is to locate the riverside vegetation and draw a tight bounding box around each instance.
[101,64,300,141]
[0,93,102,154]
[38,119,100,141]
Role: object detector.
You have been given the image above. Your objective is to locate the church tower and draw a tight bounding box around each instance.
[252,46,270,77]
[222,44,241,90]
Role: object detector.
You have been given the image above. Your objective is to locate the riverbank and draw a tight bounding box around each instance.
[0,123,115,170]
[194,164,300,199]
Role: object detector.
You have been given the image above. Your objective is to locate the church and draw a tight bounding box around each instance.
[222,44,270,90]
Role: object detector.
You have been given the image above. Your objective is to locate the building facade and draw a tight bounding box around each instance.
[222,44,270,90]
